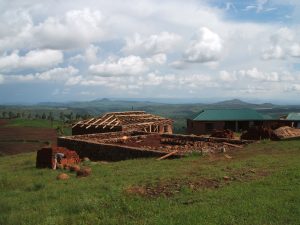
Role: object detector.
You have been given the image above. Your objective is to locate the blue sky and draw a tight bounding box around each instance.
[0,0,300,103]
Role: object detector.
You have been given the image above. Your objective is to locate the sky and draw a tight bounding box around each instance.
[0,0,300,104]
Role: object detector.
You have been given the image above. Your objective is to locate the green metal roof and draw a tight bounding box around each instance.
[286,113,300,121]
[193,109,272,121]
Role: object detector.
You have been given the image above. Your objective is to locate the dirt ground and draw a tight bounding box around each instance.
[125,168,270,198]
[0,119,57,155]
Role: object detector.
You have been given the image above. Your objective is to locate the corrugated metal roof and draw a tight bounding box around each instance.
[192,109,271,121]
[286,113,300,121]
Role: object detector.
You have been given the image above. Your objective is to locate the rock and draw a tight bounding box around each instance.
[57,173,69,180]
[76,167,92,177]
[83,157,90,162]
[223,176,230,181]
[224,154,232,159]
[249,169,256,173]
[69,165,80,172]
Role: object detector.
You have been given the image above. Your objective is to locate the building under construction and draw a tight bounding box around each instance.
[72,111,173,135]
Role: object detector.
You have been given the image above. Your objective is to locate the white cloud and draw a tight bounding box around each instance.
[169,60,187,70]
[240,68,279,81]
[0,74,4,84]
[184,27,223,63]
[262,45,285,60]
[219,70,237,82]
[65,75,83,86]
[33,8,106,50]
[0,8,106,51]
[122,32,182,55]
[287,84,300,92]
[148,53,167,65]
[0,49,63,71]
[289,43,300,57]
[85,45,100,63]
[5,66,78,82]
[89,55,149,76]
[89,54,166,77]
[262,27,300,60]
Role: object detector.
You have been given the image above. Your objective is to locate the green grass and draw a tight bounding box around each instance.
[0,140,300,225]
[6,118,72,135]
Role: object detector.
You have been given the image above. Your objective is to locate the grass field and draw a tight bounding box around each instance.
[7,118,72,135]
[0,140,299,225]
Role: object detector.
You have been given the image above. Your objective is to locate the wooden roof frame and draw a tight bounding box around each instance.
[72,111,173,130]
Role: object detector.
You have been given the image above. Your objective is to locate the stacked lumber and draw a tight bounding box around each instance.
[210,129,234,139]
[273,126,300,140]
[36,146,80,169]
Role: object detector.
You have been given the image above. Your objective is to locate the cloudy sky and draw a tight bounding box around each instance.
[0,0,300,103]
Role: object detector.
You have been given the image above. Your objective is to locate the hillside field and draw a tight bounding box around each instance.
[0,139,299,225]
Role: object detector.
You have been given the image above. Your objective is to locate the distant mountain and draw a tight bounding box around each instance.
[211,99,275,109]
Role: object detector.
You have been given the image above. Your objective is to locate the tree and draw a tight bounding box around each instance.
[27,113,32,119]
[47,112,53,121]
[8,111,14,119]
[59,112,64,122]
[41,113,46,120]
[75,113,81,120]
[2,111,7,118]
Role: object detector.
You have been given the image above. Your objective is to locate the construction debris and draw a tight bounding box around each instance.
[222,142,243,149]
[273,126,300,140]
[156,150,179,160]
[36,146,80,169]
[210,129,234,139]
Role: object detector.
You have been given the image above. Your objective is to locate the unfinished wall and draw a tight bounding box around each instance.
[57,137,169,161]
[187,120,225,135]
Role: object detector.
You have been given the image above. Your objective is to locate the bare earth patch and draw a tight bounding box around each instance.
[125,168,270,198]
[0,119,57,155]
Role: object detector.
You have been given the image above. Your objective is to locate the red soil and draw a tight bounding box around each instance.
[0,119,57,155]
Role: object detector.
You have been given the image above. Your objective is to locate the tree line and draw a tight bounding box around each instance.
[0,111,91,122]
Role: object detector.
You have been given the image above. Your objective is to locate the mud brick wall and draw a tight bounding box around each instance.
[57,137,172,161]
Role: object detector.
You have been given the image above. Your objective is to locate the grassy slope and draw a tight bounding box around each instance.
[7,118,71,135]
[0,140,300,225]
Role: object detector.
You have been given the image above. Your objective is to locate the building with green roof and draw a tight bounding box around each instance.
[285,113,300,128]
[187,108,287,135]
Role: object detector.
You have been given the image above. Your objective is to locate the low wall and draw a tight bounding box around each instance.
[57,136,177,161]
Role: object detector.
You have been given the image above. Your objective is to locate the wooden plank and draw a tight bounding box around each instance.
[72,122,81,128]
[80,118,94,127]
[103,118,118,129]
[156,150,179,160]
[110,121,120,129]
[222,142,243,149]
[95,115,114,128]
